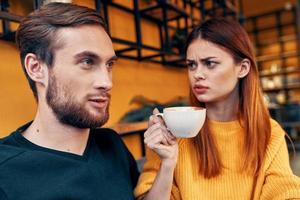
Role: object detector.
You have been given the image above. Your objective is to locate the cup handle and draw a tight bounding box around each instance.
[155,113,163,118]
[154,113,172,134]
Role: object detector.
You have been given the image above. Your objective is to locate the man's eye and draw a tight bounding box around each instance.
[81,58,94,66]
[107,61,115,69]
[187,62,197,70]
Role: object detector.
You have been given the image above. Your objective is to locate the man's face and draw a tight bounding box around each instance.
[46,25,116,128]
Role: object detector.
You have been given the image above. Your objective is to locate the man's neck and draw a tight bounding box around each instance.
[22,107,90,156]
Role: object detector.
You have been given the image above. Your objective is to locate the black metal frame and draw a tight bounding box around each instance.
[0,0,242,67]
[188,0,240,20]
[97,0,191,67]
[0,0,19,41]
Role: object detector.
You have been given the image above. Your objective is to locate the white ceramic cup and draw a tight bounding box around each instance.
[155,106,206,138]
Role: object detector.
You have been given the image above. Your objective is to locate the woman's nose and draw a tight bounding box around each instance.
[194,69,206,80]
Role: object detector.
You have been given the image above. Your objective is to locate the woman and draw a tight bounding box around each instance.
[134,18,300,200]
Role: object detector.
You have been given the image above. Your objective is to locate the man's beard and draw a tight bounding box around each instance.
[46,74,109,129]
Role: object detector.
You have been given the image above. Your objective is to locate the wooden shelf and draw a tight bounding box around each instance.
[256,34,296,47]
[249,22,295,33]
[256,51,299,62]
[260,67,300,77]
[263,82,300,92]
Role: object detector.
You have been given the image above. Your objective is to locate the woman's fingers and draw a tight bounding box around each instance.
[166,131,177,145]
[145,126,174,147]
[145,123,176,145]
[144,109,177,149]
[158,126,176,145]
[145,132,168,148]
[148,108,164,127]
[152,108,160,115]
[144,122,161,138]
[145,127,169,146]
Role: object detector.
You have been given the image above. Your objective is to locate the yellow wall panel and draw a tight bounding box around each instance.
[0,40,36,136]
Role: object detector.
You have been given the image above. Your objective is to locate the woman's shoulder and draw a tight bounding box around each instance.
[259,118,293,172]
[265,118,287,160]
[269,118,286,140]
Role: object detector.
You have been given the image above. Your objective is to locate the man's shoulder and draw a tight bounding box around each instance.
[0,122,31,146]
[90,128,134,159]
[91,128,126,149]
[0,128,25,166]
[0,133,15,145]
[91,127,120,138]
[0,144,26,166]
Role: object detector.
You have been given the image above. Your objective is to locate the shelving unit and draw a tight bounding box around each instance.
[107,0,190,67]
[244,3,300,146]
[106,0,242,67]
[188,0,240,20]
[0,0,242,67]
[244,6,300,103]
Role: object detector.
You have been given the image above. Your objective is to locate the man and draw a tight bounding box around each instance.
[0,3,139,199]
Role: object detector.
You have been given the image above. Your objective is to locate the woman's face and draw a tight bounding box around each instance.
[187,39,243,104]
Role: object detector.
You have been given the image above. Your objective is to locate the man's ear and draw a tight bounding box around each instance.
[237,58,251,78]
[24,53,47,85]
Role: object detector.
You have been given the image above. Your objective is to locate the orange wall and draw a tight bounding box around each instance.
[0,41,36,136]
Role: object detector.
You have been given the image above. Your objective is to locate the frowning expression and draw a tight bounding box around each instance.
[187,39,242,103]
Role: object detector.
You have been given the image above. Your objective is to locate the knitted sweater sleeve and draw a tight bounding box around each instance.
[134,146,181,200]
[259,121,300,199]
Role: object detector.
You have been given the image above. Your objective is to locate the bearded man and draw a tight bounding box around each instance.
[0,3,139,200]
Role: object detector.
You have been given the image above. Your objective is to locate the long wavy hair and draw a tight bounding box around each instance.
[186,18,271,179]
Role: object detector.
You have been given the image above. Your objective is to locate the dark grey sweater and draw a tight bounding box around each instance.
[0,123,139,200]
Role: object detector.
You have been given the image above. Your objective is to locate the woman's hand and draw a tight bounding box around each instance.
[144,108,178,167]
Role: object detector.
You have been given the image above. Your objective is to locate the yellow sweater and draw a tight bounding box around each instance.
[134,119,300,200]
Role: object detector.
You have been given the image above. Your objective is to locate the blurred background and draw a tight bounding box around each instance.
[0,0,299,174]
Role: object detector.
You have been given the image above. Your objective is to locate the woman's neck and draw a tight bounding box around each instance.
[205,86,240,122]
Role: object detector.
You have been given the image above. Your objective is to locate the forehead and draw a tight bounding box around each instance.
[54,25,114,58]
[187,39,232,59]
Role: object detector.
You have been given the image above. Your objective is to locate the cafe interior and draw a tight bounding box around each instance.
[0,0,300,175]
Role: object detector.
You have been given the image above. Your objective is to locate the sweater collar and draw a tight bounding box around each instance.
[207,119,243,136]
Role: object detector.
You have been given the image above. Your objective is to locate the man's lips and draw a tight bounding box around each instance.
[88,96,110,109]
[193,85,209,94]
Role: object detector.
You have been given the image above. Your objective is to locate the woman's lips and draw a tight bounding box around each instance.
[193,85,209,94]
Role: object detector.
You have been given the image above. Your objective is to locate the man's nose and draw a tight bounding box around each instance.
[93,67,113,91]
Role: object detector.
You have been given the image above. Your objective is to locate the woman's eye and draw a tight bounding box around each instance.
[187,62,197,70]
[204,60,217,69]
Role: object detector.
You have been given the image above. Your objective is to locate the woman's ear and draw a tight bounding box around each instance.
[237,58,250,78]
[24,53,47,85]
